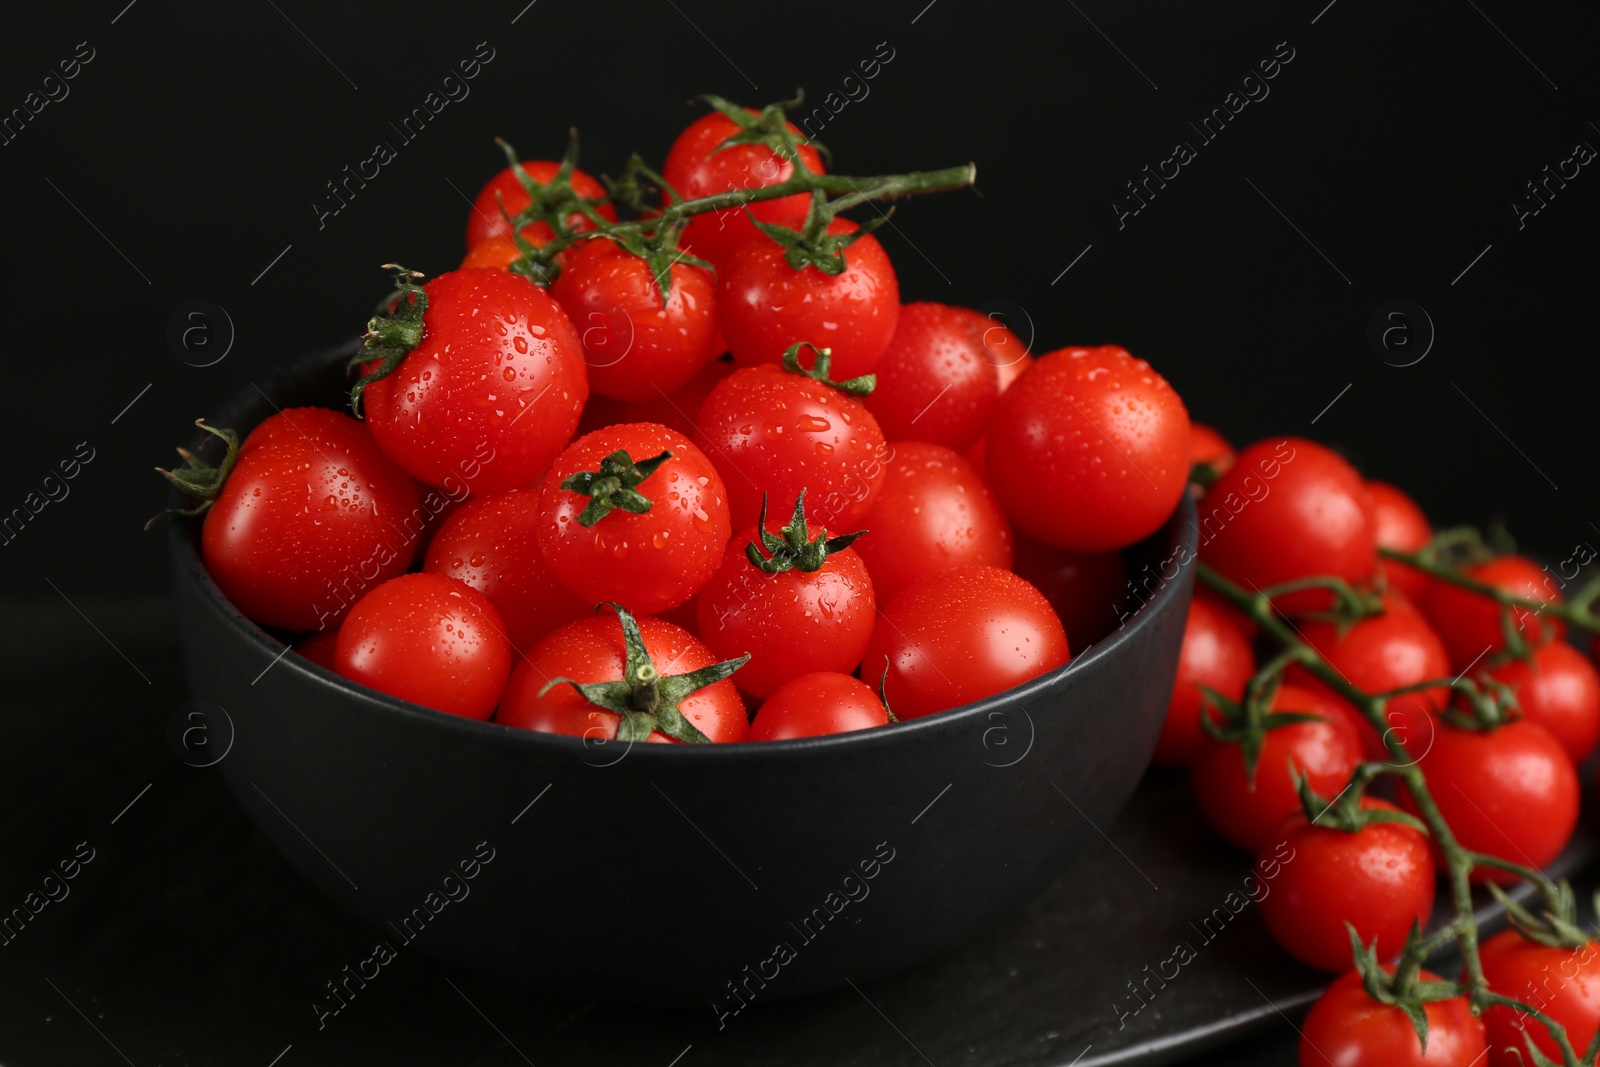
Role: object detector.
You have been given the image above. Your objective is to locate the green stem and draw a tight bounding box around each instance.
[1382,546,1600,634]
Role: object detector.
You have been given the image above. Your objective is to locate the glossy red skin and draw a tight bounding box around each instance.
[1480,928,1600,1066]
[694,364,889,532]
[334,574,511,720]
[1191,683,1364,852]
[294,629,340,670]
[1188,422,1235,476]
[1010,535,1130,652]
[361,269,588,495]
[1485,641,1600,763]
[662,110,826,267]
[422,489,588,653]
[696,528,876,699]
[1423,556,1566,671]
[464,160,615,248]
[718,217,900,381]
[747,672,889,741]
[200,408,420,632]
[1299,968,1486,1067]
[1289,593,1452,761]
[1198,437,1376,615]
[619,358,734,440]
[550,238,720,402]
[1257,798,1436,973]
[1368,480,1432,603]
[497,613,747,743]
[1399,719,1579,885]
[986,346,1191,553]
[862,566,1069,720]
[853,442,1013,604]
[537,423,730,615]
[1153,598,1256,766]
[863,303,1015,451]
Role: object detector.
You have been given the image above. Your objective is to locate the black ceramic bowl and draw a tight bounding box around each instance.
[170,344,1196,1006]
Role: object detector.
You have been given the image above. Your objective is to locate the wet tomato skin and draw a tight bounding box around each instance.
[748,672,890,741]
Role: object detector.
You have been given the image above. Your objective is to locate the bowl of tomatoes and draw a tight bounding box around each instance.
[167,335,1194,1004]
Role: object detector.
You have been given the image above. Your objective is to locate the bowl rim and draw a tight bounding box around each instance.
[171,341,1197,760]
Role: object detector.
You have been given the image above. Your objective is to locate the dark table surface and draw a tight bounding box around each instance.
[5,597,1588,1067]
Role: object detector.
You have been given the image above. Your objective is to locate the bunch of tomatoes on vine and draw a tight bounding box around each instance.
[152,95,1600,1065]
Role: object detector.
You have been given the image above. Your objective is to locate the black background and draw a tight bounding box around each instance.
[4,0,1599,600]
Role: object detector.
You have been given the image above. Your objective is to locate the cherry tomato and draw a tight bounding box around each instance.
[1153,597,1256,766]
[852,442,1013,604]
[1423,556,1566,670]
[1257,798,1436,973]
[1198,437,1376,615]
[862,565,1069,720]
[718,217,899,380]
[464,159,614,249]
[986,346,1190,552]
[498,612,746,743]
[862,303,1016,451]
[748,672,889,740]
[1189,423,1235,477]
[694,362,889,532]
[1481,927,1600,1066]
[537,423,730,615]
[1400,719,1579,884]
[550,238,720,402]
[1484,641,1600,764]
[1299,968,1486,1067]
[1009,535,1129,651]
[1368,480,1432,603]
[196,408,419,632]
[618,357,734,440]
[696,511,876,699]
[422,489,588,652]
[295,629,340,670]
[461,231,546,272]
[1287,593,1452,761]
[1191,683,1363,852]
[360,268,588,496]
[334,573,511,720]
[662,108,826,266]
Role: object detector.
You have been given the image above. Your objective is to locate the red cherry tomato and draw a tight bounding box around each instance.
[862,565,1069,720]
[1191,683,1364,852]
[1189,423,1235,477]
[1198,437,1377,614]
[536,423,730,616]
[464,159,614,249]
[1423,556,1566,670]
[619,357,734,440]
[694,363,889,532]
[1368,480,1432,603]
[422,489,588,652]
[862,303,1016,451]
[550,238,720,403]
[1299,968,1486,1067]
[662,108,826,266]
[986,345,1190,552]
[295,629,340,670]
[1153,597,1256,766]
[1256,798,1436,973]
[1009,535,1130,651]
[1481,927,1600,1066]
[1287,593,1452,761]
[498,612,746,743]
[1484,641,1600,764]
[198,408,419,632]
[361,268,588,496]
[852,442,1013,604]
[334,573,511,720]
[461,230,546,273]
[1400,719,1579,884]
[748,672,889,740]
[718,217,899,380]
[696,519,876,699]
